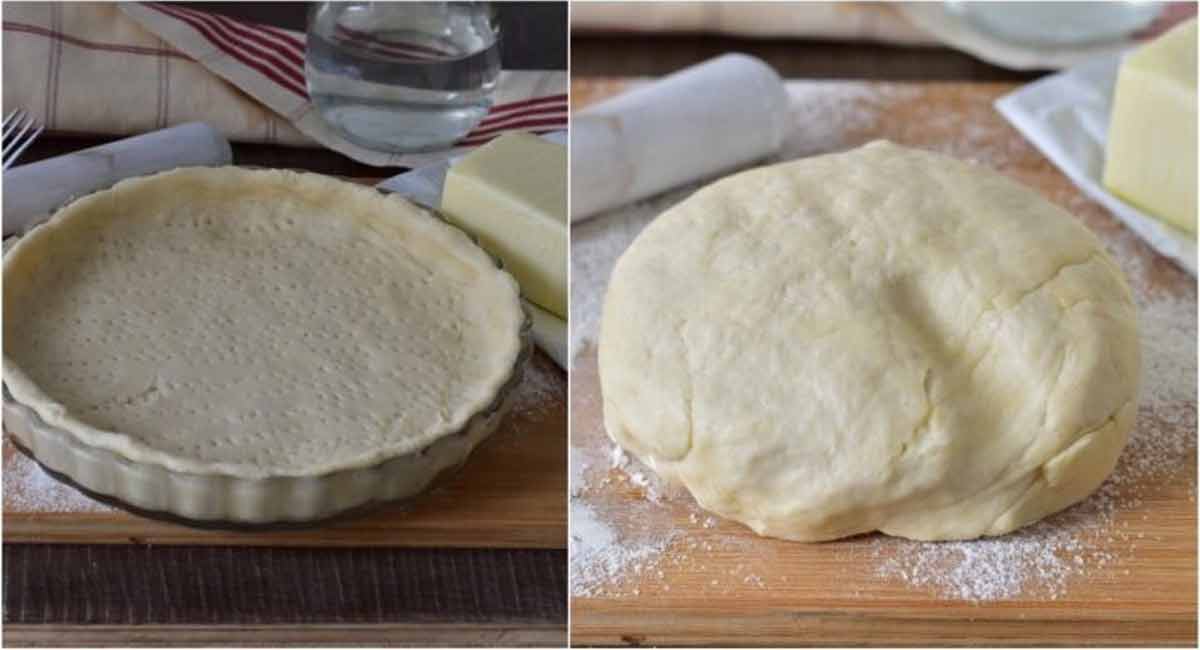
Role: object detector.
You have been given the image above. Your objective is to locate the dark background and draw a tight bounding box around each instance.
[572,33,1044,81]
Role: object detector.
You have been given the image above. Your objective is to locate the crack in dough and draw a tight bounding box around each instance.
[994,251,1102,310]
[675,318,697,462]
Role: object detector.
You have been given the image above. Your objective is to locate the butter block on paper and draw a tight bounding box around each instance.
[442,133,567,318]
[1103,19,1198,234]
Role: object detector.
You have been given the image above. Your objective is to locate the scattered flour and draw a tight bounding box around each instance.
[570,439,766,597]
[608,443,628,470]
[569,498,678,598]
[778,82,920,160]
[509,353,565,421]
[570,441,681,597]
[2,442,112,513]
[870,499,1109,601]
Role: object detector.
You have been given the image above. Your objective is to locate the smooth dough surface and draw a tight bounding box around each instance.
[599,141,1139,541]
[3,167,523,478]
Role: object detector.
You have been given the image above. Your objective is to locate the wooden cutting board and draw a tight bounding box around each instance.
[570,79,1197,646]
[4,341,567,549]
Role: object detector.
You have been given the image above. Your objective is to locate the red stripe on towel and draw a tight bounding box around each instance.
[3,21,192,60]
[147,3,307,98]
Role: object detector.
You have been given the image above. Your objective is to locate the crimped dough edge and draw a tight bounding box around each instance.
[3,166,525,479]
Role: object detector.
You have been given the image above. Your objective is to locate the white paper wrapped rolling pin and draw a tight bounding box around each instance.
[570,53,789,222]
[2,122,232,236]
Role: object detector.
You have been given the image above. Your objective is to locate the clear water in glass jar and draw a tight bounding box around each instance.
[306,2,501,153]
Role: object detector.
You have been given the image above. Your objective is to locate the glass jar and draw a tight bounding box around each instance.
[305,2,501,153]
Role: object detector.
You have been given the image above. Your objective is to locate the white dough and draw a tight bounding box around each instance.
[599,141,1140,541]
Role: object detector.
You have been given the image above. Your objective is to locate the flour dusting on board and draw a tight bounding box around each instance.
[509,353,564,421]
[570,441,679,597]
[571,440,769,597]
[570,497,678,598]
[779,82,920,159]
[3,442,112,513]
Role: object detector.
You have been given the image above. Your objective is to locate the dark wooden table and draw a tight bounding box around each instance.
[3,3,567,648]
[571,33,1045,82]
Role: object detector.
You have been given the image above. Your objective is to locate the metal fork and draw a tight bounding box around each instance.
[2,109,44,170]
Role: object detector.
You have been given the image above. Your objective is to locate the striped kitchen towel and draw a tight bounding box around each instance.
[1,2,567,167]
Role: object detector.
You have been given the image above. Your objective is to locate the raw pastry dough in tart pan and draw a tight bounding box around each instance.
[2,167,529,527]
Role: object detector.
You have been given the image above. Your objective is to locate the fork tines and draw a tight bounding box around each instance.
[2,108,44,170]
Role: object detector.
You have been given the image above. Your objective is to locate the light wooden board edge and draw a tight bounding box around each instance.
[2,623,566,648]
[569,609,1199,648]
[0,514,566,549]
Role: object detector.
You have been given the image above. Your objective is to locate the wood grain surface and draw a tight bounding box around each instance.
[4,351,566,549]
[2,545,566,646]
[569,78,1198,647]
[3,545,566,625]
[2,623,566,648]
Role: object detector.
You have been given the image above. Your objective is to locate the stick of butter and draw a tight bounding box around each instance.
[1103,19,1197,234]
[442,133,567,318]
[525,299,567,369]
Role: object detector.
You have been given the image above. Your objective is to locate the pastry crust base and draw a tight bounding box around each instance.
[3,167,528,522]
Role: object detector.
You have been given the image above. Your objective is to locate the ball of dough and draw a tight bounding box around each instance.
[599,141,1139,541]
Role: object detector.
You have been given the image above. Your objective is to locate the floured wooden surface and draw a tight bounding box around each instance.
[570,79,1196,646]
[4,350,566,549]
